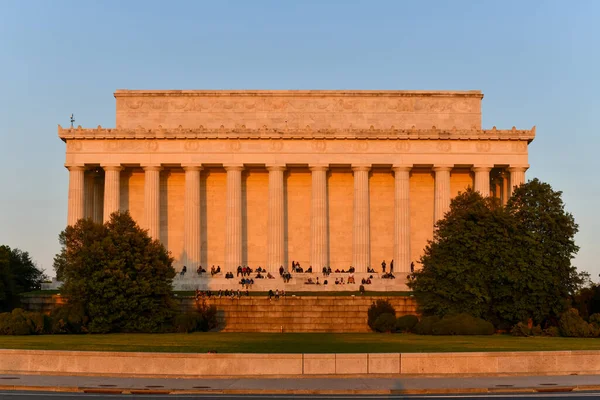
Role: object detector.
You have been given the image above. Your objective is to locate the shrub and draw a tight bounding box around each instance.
[414,315,441,335]
[511,322,531,337]
[373,313,397,333]
[430,314,494,335]
[195,300,218,331]
[367,300,396,331]
[173,313,203,333]
[531,325,543,336]
[49,305,87,334]
[559,308,596,337]
[543,326,560,337]
[396,315,419,333]
[589,313,600,327]
[0,309,49,335]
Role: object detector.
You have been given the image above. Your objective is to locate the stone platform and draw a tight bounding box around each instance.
[172,272,409,292]
[179,295,417,332]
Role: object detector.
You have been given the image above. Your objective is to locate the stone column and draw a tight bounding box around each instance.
[67,165,85,226]
[224,164,243,271]
[84,171,96,220]
[103,165,122,223]
[352,165,370,272]
[433,165,452,223]
[267,165,285,272]
[143,165,161,240]
[310,165,328,271]
[508,165,528,197]
[393,165,411,276]
[93,174,104,223]
[472,165,492,197]
[183,165,202,268]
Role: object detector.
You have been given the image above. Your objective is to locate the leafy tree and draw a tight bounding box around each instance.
[409,180,582,327]
[0,245,45,311]
[53,211,176,333]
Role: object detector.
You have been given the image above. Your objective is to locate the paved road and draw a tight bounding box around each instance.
[2,391,600,399]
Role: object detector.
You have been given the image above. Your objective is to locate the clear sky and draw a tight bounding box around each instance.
[0,0,598,279]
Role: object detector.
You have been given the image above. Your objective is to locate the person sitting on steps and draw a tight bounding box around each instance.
[180,266,187,276]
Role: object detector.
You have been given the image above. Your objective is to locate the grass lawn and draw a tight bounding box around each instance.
[1,333,600,354]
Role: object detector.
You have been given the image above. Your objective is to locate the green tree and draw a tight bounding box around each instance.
[54,211,176,333]
[506,178,582,324]
[0,245,46,311]
[409,179,582,327]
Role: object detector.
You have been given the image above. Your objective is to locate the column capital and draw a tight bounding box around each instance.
[182,164,203,171]
[65,164,86,171]
[142,164,163,172]
[352,164,371,172]
[224,164,244,172]
[309,164,329,172]
[508,165,529,172]
[101,164,123,172]
[266,164,286,172]
[472,165,494,172]
[392,165,412,173]
[432,165,453,172]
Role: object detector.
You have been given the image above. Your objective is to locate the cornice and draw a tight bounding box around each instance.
[114,89,484,99]
[58,125,535,143]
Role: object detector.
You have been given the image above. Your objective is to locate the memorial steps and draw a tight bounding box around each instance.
[178,295,418,332]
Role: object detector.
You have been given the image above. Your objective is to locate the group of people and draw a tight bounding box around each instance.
[268,289,285,300]
[194,288,250,299]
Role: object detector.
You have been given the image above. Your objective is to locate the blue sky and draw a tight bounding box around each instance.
[0,0,598,278]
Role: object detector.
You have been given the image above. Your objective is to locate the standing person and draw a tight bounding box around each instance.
[410,262,414,273]
[390,260,394,274]
[381,260,386,273]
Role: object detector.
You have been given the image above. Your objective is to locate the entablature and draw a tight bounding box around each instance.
[58,125,536,143]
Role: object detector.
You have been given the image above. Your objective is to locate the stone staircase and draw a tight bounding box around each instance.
[178,295,418,332]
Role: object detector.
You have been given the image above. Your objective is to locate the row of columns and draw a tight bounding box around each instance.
[66,164,528,273]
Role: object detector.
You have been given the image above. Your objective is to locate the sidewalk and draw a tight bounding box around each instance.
[1,373,600,395]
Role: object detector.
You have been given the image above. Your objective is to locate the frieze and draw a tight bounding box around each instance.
[59,124,536,142]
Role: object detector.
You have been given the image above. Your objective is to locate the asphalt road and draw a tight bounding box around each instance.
[3,392,600,399]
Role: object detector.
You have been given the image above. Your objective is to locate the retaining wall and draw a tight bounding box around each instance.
[1,349,599,377]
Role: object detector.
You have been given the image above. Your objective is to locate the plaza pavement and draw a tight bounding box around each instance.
[1,373,600,395]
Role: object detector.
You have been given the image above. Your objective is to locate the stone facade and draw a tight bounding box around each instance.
[59,90,534,282]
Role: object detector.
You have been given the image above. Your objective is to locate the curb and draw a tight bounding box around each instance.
[1,384,597,395]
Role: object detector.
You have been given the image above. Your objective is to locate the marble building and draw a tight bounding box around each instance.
[59,90,534,280]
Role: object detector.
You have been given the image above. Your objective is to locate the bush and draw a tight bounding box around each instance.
[372,313,397,333]
[173,313,204,333]
[511,322,530,337]
[396,315,419,333]
[559,308,597,337]
[431,314,494,335]
[589,313,600,327]
[49,305,87,334]
[195,300,218,331]
[543,326,560,337]
[414,315,441,335]
[0,309,49,335]
[531,325,543,336]
[367,300,396,331]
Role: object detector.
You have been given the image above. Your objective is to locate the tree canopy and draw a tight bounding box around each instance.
[0,245,46,311]
[53,211,176,333]
[408,179,582,327]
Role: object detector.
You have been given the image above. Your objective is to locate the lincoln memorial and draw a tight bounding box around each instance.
[58,90,534,286]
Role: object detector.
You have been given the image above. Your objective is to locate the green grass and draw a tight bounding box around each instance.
[1,333,600,354]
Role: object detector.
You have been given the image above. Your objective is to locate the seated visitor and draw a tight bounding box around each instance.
[361,278,366,285]
[306,266,312,273]
[366,278,372,284]
[180,265,187,276]
[335,269,340,273]
[305,277,314,284]
[359,285,365,294]
[335,278,339,285]
[211,265,216,276]
[341,269,345,273]
[218,289,222,298]
[322,266,327,275]
[291,261,297,272]
[275,289,280,299]
[279,266,284,276]
[216,266,221,274]
[240,278,246,286]
[327,266,332,275]
[267,272,274,279]
[245,289,249,296]
[316,277,320,285]
[256,272,263,279]
[237,265,242,277]
[348,266,355,273]
[268,289,274,299]
[296,265,303,273]
[324,279,328,285]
